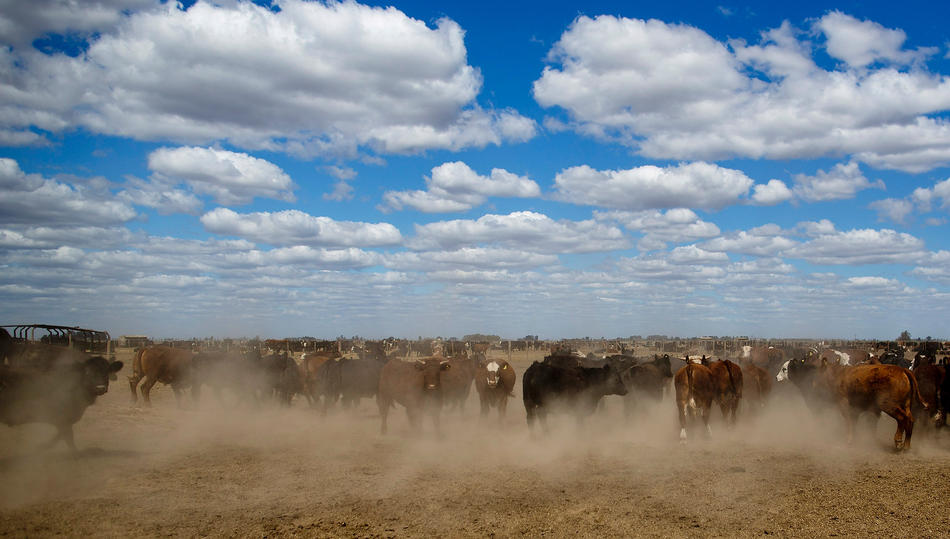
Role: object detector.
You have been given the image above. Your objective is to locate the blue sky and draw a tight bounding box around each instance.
[3,0,950,340]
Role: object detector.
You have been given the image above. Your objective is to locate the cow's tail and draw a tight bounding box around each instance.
[725,362,738,398]
[131,347,145,378]
[686,364,695,408]
[905,368,929,413]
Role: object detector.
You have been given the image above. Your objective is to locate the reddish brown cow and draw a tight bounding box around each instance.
[674,357,715,443]
[702,357,743,424]
[377,357,451,435]
[299,349,342,406]
[474,358,516,421]
[741,362,772,411]
[814,361,927,451]
[128,346,193,407]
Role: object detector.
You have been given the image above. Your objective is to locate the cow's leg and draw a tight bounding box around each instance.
[843,406,858,445]
[891,407,913,451]
[191,382,202,404]
[53,424,76,453]
[701,403,712,439]
[677,400,688,443]
[378,397,390,434]
[140,376,158,407]
[128,373,142,403]
[623,394,635,421]
[172,385,185,409]
[479,395,490,417]
[497,395,507,422]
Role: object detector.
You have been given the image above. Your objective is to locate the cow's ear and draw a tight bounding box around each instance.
[110,361,124,372]
[440,361,451,371]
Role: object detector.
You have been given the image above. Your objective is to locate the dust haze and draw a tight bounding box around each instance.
[1,348,949,537]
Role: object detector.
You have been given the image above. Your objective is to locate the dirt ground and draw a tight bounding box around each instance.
[1,348,949,538]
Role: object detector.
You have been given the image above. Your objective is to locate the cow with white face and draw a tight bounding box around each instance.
[474,359,516,422]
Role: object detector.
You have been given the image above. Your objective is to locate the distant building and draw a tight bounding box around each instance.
[119,335,150,348]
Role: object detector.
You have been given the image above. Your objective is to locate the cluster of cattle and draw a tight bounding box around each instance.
[2,326,948,453]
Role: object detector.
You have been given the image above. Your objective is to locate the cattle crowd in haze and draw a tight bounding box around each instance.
[2,327,948,456]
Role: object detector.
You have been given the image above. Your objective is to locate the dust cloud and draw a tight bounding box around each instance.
[1,348,948,536]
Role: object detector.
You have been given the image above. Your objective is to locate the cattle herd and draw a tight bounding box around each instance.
[1,327,949,454]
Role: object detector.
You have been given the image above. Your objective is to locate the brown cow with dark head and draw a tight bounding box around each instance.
[740,362,772,411]
[474,358,515,421]
[814,361,928,451]
[377,357,451,435]
[128,345,193,407]
[674,356,715,443]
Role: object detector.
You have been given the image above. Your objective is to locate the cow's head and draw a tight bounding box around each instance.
[415,358,450,391]
[83,356,124,396]
[601,364,628,396]
[482,360,510,388]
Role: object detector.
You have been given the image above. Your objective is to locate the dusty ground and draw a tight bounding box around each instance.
[1,348,949,538]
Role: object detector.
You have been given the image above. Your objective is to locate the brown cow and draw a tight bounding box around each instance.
[440,355,475,413]
[674,357,715,443]
[299,349,342,407]
[474,358,515,421]
[377,357,451,435]
[702,357,743,425]
[128,346,193,407]
[814,361,927,451]
[911,355,945,429]
[741,362,772,411]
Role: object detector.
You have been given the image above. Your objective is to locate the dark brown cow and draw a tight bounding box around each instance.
[128,346,192,407]
[702,357,743,425]
[814,362,927,451]
[377,357,450,435]
[674,357,715,442]
[620,354,673,419]
[741,362,772,411]
[300,349,342,406]
[440,355,475,412]
[474,358,516,421]
[911,355,945,429]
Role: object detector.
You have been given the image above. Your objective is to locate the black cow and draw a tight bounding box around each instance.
[522,361,627,432]
[0,356,123,451]
[314,355,387,413]
[259,352,301,406]
[620,354,673,418]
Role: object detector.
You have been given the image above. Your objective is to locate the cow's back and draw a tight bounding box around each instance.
[674,364,715,403]
[141,346,191,384]
[840,364,913,409]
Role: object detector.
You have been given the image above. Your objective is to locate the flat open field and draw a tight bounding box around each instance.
[1,348,949,537]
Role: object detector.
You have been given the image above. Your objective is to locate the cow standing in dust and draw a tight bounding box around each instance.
[377,357,451,435]
[522,359,627,433]
[474,358,516,421]
[702,356,743,425]
[129,346,193,407]
[675,356,715,443]
[814,361,928,451]
[0,355,123,451]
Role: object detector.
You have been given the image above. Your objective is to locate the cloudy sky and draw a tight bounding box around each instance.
[2,0,950,340]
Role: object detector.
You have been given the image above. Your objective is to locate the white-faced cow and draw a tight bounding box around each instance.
[474,358,516,421]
